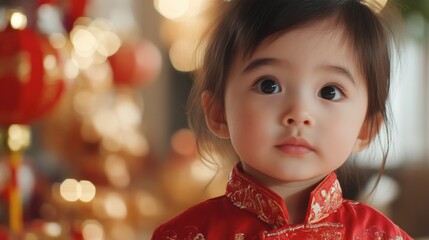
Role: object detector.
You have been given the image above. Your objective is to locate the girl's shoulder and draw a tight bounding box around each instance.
[151,193,269,240]
[340,199,412,239]
[342,198,394,220]
[151,195,231,240]
[160,195,228,225]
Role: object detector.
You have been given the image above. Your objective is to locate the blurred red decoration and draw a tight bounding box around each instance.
[0,225,8,240]
[37,0,56,5]
[62,0,88,32]
[108,39,162,88]
[0,27,64,126]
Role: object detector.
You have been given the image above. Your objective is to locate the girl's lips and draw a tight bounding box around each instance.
[275,137,314,155]
[276,144,313,155]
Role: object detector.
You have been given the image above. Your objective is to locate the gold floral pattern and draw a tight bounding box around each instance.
[159,226,206,240]
[308,178,343,223]
[263,222,344,239]
[357,225,405,240]
[235,233,245,240]
[226,166,343,228]
[227,169,287,228]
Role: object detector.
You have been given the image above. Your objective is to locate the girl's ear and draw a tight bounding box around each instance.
[202,91,230,139]
[352,113,383,152]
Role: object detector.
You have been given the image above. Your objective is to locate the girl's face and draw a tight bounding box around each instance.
[219,18,371,185]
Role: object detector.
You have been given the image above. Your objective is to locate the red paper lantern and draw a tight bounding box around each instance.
[108,39,162,88]
[0,27,64,126]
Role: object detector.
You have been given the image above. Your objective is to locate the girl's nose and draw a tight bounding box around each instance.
[281,97,314,127]
[285,117,312,126]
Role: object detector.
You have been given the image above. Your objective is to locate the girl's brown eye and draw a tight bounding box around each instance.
[254,78,281,94]
[319,85,343,101]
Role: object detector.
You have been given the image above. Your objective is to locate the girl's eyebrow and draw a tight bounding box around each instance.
[320,65,356,85]
[242,58,280,73]
[242,58,356,85]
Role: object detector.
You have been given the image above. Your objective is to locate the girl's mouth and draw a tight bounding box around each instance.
[275,137,314,155]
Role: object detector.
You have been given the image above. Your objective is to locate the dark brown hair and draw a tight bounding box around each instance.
[188,0,401,177]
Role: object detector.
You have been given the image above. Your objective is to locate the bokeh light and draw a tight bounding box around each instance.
[82,220,104,240]
[154,0,191,20]
[79,180,97,202]
[135,191,161,217]
[364,0,388,12]
[7,124,31,152]
[104,193,127,219]
[168,38,198,72]
[171,128,197,156]
[60,179,79,202]
[49,33,68,49]
[68,17,121,71]
[10,10,27,30]
[43,222,62,237]
[190,160,217,182]
[104,155,130,188]
[59,179,96,202]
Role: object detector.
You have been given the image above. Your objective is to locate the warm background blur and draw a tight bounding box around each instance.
[0,0,428,239]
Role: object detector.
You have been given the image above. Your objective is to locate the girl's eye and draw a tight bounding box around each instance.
[318,85,343,101]
[253,78,281,94]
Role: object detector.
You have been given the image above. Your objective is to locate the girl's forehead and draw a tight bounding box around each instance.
[239,16,354,59]
[242,17,356,63]
[227,17,366,86]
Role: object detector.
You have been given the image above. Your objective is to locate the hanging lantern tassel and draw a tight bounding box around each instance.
[9,150,23,235]
[6,124,31,235]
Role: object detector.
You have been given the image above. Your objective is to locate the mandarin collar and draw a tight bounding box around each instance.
[226,164,343,229]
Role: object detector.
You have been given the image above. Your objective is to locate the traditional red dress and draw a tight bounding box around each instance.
[152,164,412,240]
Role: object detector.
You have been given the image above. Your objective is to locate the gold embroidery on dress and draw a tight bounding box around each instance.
[355,225,404,240]
[161,230,177,239]
[235,233,245,240]
[227,177,286,228]
[308,179,343,223]
[264,222,344,237]
[161,226,206,240]
[193,233,205,240]
[227,168,345,230]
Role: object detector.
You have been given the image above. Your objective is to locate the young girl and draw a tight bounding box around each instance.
[153,0,412,239]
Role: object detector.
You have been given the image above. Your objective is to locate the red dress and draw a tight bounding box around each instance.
[152,164,412,240]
